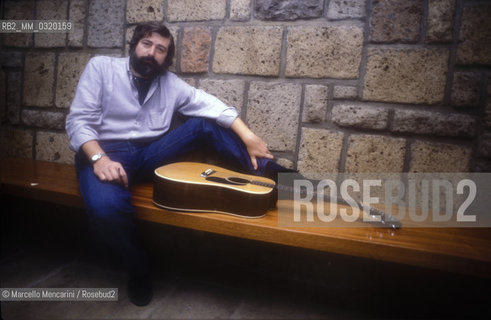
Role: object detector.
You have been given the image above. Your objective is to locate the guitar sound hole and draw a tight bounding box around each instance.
[226,177,250,185]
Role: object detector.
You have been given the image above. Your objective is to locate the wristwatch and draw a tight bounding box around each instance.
[90,153,106,163]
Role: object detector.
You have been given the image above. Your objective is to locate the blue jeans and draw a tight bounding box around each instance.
[75,118,287,276]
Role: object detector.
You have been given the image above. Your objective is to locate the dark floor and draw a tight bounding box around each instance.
[1,197,490,319]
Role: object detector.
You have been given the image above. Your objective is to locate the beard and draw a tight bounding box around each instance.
[130,52,164,79]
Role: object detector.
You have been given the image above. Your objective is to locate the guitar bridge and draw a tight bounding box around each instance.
[200,168,216,178]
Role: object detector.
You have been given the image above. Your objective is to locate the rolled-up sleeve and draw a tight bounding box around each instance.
[216,107,239,128]
[65,57,104,152]
[174,78,239,128]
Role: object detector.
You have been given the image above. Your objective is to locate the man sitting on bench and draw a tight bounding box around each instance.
[65,21,288,307]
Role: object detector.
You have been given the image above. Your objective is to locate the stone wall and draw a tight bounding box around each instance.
[1,0,490,176]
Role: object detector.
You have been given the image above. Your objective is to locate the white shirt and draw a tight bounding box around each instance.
[66,56,238,152]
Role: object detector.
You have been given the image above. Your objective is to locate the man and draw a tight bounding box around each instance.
[66,21,287,306]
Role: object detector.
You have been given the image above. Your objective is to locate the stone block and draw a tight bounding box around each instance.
[370,0,423,43]
[297,128,344,179]
[426,0,455,43]
[327,0,366,19]
[199,79,245,114]
[68,0,86,47]
[181,27,212,73]
[332,104,389,130]
[55,53,92,109]
[450,72,481,107]
[214,26,282,76]
[0,127,33,159]
[276,158,294,170]
[21,110,65,130]
[1,0,33,47]
[363,47,449,104]
[34,0,67,48]
[478,132,491,158]
[247,82,301,151]
[333,86,358,99]
[230,0,251,21]
[23,53,55,107]
[286,26,363,79]
[457,6,491,66]
[87,0,125,48]
[255,0,323,21]
[409,141,471,172]
[391,109,476,138]
[6,72,22,124]
[302,85,328,123]
[0,52,23,68]
[346,134,406,173]
[36,131,74,164]
[167,0,226,21]
[126,0,163,23]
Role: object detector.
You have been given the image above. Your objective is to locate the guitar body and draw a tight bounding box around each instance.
[153,162,276,218]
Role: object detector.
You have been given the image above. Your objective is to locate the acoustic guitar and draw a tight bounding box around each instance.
[153,162,402,228]
[153,162,276,218]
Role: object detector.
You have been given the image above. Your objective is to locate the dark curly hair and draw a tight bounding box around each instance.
[128,21,175,71]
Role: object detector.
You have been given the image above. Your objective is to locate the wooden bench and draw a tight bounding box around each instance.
[1,157,490,278]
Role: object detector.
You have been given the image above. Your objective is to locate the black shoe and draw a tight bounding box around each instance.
[128,274,153,306]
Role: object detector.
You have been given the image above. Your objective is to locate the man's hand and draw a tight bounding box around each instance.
[242,131,273,170]
[82,140,128,187]
[93,156,129,188]
[231,118,273,170]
